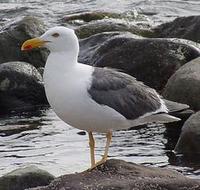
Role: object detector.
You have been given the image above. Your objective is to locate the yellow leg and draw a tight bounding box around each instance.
[88,132,95,168]
[94,131,112,167]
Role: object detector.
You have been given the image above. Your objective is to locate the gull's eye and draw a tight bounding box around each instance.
[52,33,60,37]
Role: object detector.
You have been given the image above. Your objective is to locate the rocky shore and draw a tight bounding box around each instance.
[1,159,200,190]
[0,10,200,190]
[0,166,54,190]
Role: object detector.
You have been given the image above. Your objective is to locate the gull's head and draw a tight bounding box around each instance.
[21,26,79,53]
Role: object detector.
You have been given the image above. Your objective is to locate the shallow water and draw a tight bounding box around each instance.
[0,108,200,178]
[0,0,200,27]
[0,0,200,179]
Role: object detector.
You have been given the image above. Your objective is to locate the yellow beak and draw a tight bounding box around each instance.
[21,38,46,51]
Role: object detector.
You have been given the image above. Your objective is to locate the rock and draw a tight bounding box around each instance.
[175,111,200,154]
[0,61,47,114]
[0,166,54,190]
[79,31,141,64]
[28,159,200,190]
[62,11,123,24]
[77,131,86,135]
[62,11,149,27]
[154,16,200,43]
[88,36,200,90]
[0,16,48,68]
[75,19,153,39]
[163,57,200,110]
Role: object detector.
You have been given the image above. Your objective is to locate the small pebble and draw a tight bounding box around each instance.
[77,131,86,135]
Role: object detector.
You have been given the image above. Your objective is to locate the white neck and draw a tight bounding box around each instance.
[45,51,78,73]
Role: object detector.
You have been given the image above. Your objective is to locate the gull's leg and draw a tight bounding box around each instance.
[94,131,112,167]
[88,132,95,168]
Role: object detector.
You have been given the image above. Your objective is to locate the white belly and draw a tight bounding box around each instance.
[44,63,130,133]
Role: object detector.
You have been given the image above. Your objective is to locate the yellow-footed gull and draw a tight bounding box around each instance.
[21,26,180,169]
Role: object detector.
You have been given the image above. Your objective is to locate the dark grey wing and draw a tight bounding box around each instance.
[88,67,162,120]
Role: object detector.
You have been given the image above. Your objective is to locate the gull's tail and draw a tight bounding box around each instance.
[130,113,180,127]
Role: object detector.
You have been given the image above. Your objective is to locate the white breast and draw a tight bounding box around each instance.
[43,56,129,133]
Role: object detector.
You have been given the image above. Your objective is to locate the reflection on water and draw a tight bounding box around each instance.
[0,107,200,178]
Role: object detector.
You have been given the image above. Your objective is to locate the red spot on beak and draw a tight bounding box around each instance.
[24,45,32,50]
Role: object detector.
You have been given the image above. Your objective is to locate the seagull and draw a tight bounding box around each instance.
[21,26,180,169]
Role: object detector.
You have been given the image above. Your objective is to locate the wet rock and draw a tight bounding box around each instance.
[0,61,47,114]
[154,15,200,43]
[79,31,141,64]
[28,159,200,190]
[62,11,123,24]
[75,19,153,39]
[175,111,200,154]
[0,16,48,68]
[163,57,200,110]
[77,131,86,135]
[0,166,54,190]
[89,36,200,90]
[62,11,149,27]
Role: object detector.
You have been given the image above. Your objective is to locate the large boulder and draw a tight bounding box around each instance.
[28,159,200,190]
[0,16,48,68]
[0,166,54,190]
[86,35,200,90]
[163,57,200,111]
[0,61,47,114]
[154,15,200,43]
[79,31,141,65]
[175,111,200,153]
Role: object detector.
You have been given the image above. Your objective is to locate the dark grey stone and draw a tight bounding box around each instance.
[79,31,136,65]
[163,57,200,111]
[62,11,126,24]
[0,61,47,114]
[28,159,200,190]
[0,16,48,68]
[77,131,86,135]
[75,19,153,39]
[175,111,200,153]
[154,15,200,43]
[0,166,54,190]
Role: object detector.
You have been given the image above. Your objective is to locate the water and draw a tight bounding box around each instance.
[0,108,200,178]
[0,0,200,27]
[0,0,200,179]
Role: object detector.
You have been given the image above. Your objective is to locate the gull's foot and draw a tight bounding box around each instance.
[90,157,107,170]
